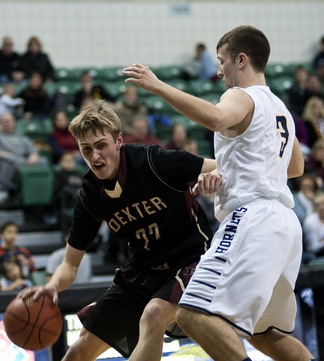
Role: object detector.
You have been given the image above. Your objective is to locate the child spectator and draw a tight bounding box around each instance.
[73,71,116,111]
[0,257,33,291]
[0,83,24,116]
[19,70,52,120]
[0,221,35,278]
[53,152,85,231]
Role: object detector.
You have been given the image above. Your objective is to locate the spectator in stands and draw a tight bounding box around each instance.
[73,71,116,111]
[53,152,84,220]
[47,110,82,164]
[111,85,148,135]
[0,257,33,291]
[183,138,199,155]
[302,96,324,150]
[20,36,55,82]
[305,139,324,187]
[0,112,44,203]
[292,173,319,227]
[301,95,324,151]
[0,36,24,84]
[0,83,24,116]
[19,71,52,120]
[183,43,218,82]
[0,221,35,278]
[288,66,310,116]
[306,74,324,100]
[164,123,188,150]
[123,115,161,145]
[312,35,324,71]
[303,191,324,258]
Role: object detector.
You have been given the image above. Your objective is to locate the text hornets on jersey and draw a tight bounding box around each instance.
[215,206,248,254]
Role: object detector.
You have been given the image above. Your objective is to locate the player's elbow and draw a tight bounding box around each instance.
[288,161,304,179]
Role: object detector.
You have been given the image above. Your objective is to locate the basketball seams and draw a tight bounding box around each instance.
[4,295,63,350]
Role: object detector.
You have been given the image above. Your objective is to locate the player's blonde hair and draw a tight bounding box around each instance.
[69,100,122,142]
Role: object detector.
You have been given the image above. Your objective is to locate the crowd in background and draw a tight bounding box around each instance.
[0,34,324,292]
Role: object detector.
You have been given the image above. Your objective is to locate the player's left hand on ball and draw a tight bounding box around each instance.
[193,169,222,196]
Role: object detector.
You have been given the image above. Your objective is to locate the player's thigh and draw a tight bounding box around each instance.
[63,327,110,361]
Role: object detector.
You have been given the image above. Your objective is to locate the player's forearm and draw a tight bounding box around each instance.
[47,261,77,293]
[154,81,219,131]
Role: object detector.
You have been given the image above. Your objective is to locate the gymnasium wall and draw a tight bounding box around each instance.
[0,1,323,68]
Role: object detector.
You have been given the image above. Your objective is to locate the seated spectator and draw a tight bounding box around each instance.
[19,71,52,120]
[0,36,24,84]
[0,83,24,116]
[305,139,324,187]
[47,110,81,164]
[0,112,44,203]
[53,152,84,230]
[292,173,319,226]
[0,221,36,278]
[0,257,33,291]
[111,85,148,135]
[303,191,324,258]
[183,43,218,81]
[164,124,188,150]
[123,116,161,145]
[20,36,55,82]
[306,74,324,102]
[288,66,310,116]
[73,71,116,111]
[312,35,324,71]
[300,96,324,152]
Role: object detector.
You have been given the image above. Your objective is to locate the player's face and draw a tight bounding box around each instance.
[217,45,238,88]
[79,130,123,180]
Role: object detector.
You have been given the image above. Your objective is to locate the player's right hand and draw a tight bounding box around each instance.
[18,284,58,305]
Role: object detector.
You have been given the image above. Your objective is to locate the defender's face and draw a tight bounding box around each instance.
[217,45,237,88]
[79,130,122,180]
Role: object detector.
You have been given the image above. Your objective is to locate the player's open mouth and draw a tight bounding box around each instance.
[93,162,104,169]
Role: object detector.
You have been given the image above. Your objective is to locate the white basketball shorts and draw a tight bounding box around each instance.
[179,199,303,338]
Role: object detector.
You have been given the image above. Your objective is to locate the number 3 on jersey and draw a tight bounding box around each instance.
[276,115,289,157]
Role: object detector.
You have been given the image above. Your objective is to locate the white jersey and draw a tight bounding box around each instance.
[214,85,295,221]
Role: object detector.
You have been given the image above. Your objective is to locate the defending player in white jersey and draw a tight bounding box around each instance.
[123,25,315,361]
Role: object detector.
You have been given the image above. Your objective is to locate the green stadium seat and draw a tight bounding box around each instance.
[16,119,51,142]
[19,165,54,206]
[103,80,127,100]
[265,63,287,79]
[189,79,216,96]
[150,65,184,81]
[268,76,293,98]
[98,66,125,82]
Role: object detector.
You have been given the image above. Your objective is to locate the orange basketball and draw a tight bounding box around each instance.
[3,295,63,350]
